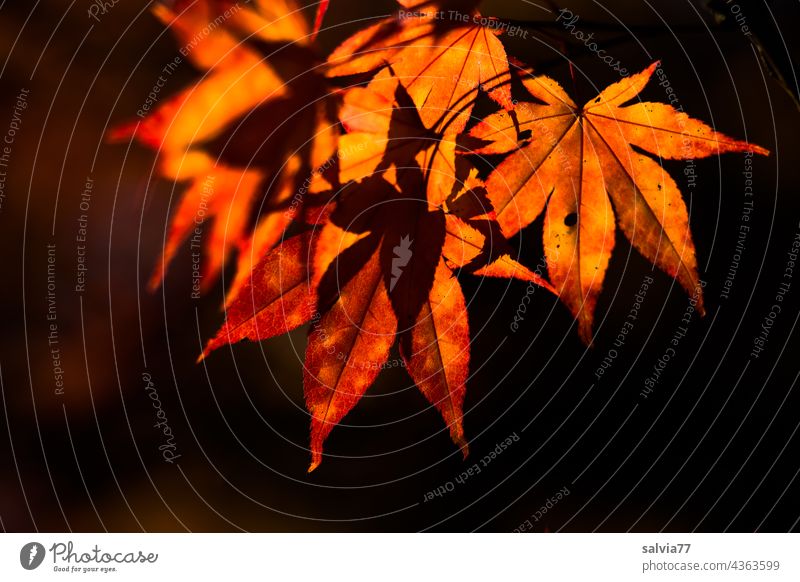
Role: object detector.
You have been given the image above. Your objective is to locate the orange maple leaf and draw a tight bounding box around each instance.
[468,62,769,343]
[109,0,336,293]
[327,0,512,136]
[302,163,552,470]
[202,168,552,471]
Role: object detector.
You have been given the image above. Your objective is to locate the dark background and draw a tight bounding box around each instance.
[0,0,798,532]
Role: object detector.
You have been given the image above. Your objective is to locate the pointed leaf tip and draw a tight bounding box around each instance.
[458,437,469,459]
[196,348,208,365]
[312,0,330,41]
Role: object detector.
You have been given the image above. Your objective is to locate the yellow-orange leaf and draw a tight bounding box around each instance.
[298,172,552,469]
[327,5,512,135]
[469,62,769,342]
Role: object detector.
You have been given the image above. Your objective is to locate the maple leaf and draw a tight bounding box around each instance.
[326,0,512,136]
[202,164,552,470]
[109,0,337,291]
[303,171,552,471]
[195,0,557,468]
[468,62,769,343]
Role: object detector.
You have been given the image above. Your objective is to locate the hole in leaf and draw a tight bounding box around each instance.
[564,212,578,227]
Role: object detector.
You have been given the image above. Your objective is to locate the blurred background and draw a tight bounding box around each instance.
[0,0,798,532]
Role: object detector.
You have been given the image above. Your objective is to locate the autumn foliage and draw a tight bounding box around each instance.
[111,0,768,470]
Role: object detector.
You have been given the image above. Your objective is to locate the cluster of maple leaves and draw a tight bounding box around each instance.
[111,0,767,470]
